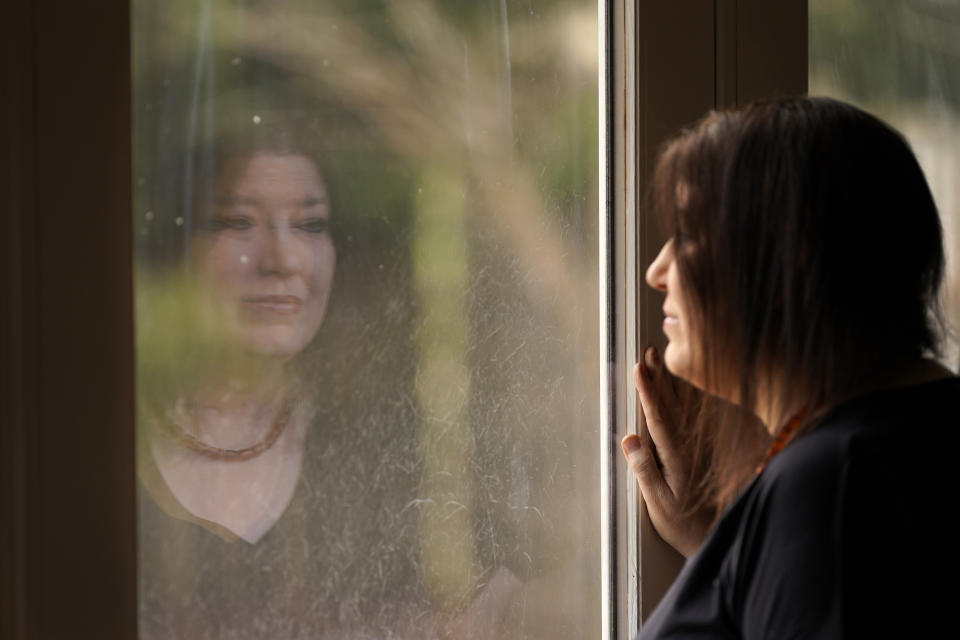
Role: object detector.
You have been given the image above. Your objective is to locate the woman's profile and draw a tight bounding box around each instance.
[622,96,958,638]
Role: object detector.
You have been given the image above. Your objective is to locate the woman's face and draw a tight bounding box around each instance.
[646,237,704,388]
[192,153,336,360]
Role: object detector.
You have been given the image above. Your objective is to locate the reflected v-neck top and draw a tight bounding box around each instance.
[637,376,959,639]
[137,410,432,640]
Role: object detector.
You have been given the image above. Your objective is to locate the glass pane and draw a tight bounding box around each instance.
[811,0,960,370]
[133,1,600,638]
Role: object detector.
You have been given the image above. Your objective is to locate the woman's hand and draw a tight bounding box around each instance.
[621,346,713,558]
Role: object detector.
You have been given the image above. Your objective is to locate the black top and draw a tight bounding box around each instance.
[637,376,959,639]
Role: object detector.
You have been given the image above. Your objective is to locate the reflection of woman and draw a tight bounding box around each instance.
[146,146,334,541]
[137,128,428,638]
[621,97,957,638]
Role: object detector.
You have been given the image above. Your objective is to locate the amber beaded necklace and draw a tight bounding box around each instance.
[755,407,807,474]
[167,399,294,462]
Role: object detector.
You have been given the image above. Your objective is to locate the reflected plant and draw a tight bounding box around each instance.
[135,268,280,426]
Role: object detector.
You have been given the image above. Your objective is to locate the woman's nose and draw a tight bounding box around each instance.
[256,225,302,276]
[645,239,672,292]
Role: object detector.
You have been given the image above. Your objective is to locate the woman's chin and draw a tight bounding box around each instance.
[235,330,310,361]
[663,344,697,387]
[662,343,681,375]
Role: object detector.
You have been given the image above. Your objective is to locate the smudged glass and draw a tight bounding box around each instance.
[133,1,600,638]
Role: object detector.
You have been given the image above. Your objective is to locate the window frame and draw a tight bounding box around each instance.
[2,1,804,638]
[2,1,137,638]
[603,1,806,636]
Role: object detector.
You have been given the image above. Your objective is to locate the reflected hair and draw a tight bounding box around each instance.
[650,96,946,509]
[142,119,331,268]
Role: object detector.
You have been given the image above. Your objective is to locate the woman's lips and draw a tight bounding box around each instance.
[241,295,303,316]
[662,308,679,330]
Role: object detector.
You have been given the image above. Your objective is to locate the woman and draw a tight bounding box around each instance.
[137,125,429,639]
[621,96,958,638]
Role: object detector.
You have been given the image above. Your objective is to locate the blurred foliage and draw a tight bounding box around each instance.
[811,0,960,111]
[411,166,479,611]
[136,269,250,417]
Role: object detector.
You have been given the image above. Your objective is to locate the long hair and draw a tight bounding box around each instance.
[650,96,946,509]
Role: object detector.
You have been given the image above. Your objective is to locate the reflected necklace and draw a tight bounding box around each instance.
[755,407,807,474]
[167,399,294,462]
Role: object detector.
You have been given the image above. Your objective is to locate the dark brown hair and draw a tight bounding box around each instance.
[651,96,946,509]
[140,119,333,268]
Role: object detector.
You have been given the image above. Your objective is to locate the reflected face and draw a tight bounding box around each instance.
[645,238,703,388]
[192,153,336,359]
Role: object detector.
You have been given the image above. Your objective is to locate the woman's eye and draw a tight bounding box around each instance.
[206,215,253,231]
[294,218,331,234]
